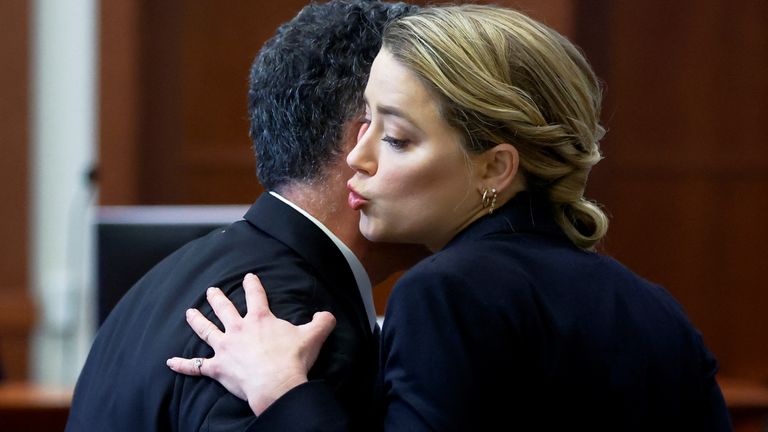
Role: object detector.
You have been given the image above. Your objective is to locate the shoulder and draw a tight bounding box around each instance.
[392,231,555,292]
[384,242,537,330]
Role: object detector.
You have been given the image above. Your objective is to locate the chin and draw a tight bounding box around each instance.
[359,221,389,244]
[362,228,411,246]
[360,227,384,243]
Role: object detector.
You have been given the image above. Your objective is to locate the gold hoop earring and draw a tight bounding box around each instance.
[482,188,498,214]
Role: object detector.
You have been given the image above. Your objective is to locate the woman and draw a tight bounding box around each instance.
[168,5,731,430]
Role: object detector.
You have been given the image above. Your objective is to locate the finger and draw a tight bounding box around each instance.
[165,357,213,377]
[186,308,223,347]
[243,273,272,317]
[206,286,242,329]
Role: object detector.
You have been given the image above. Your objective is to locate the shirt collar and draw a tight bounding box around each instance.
[269,191,377,332]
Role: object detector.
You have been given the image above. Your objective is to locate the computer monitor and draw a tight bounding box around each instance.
[96,205,250,326]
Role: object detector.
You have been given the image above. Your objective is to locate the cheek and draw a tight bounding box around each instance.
[383,149,463,200]
[379,162,455,217]
[397,160,474,221]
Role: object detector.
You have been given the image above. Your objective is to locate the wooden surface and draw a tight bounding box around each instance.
[0,382,72,431]
[0,0,32,381]
[578,0,768,383]
[0,382,72,408]
[720,378,768,432]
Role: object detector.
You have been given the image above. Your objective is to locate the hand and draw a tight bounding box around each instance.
[166,273,336,415]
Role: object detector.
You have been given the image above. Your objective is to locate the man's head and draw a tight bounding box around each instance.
[248,0,419,192]
[247,0,427,283]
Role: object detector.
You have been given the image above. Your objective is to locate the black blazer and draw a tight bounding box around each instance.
[254,192,732,431]
[66,193,377,431]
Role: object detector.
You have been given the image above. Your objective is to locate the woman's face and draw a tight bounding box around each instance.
[346,48,486,251]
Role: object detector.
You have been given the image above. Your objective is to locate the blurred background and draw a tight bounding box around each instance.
[1,0,766,429]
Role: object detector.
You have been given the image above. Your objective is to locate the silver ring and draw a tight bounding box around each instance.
[193,358,203,374]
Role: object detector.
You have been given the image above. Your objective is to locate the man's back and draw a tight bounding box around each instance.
[66,194,377,431]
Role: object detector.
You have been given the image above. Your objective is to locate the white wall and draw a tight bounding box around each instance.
[30,0,98,386]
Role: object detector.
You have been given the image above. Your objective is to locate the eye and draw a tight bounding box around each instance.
[382,135,410,150]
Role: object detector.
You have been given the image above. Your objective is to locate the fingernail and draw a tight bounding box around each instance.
[207,287,216,295]
[165,358,173,367]
[186,308,194,317]
[245,273,255,279]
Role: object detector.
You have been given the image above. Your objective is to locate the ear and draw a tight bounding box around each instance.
[475,143,520,193]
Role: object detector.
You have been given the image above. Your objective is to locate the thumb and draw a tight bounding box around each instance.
[306,311,336,343]
[298,311,336,368]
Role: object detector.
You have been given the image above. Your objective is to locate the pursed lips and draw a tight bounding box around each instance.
[346,183,369,210]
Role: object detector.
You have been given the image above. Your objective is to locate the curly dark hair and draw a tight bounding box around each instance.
[248,0,418,190]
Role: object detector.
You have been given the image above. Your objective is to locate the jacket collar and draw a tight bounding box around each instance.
[444,191,566,250]
[243,192,371,337]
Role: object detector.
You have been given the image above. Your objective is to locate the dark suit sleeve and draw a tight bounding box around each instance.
[247,381,349,432]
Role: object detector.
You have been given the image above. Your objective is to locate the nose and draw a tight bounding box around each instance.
[347,123,377,176]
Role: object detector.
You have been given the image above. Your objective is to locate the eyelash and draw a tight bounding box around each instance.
[382,135,409,150]
[360,115,409,150]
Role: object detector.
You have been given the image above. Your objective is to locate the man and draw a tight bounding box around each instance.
[66,1,421,430]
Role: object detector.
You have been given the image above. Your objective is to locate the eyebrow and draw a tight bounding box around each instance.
[363,96,420,128]
[378,104,418,125]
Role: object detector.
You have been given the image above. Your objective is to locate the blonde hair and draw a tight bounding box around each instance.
[383,5,608,249]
